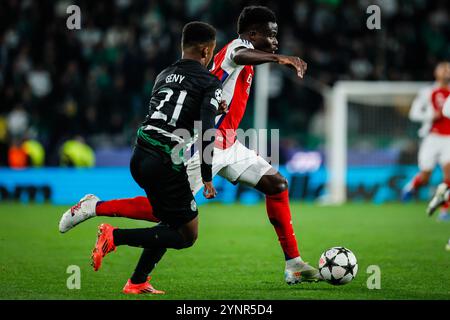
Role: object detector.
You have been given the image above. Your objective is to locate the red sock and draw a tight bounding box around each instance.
[265,190,300,260]
[96,196,160,222]
[411,174,424,190]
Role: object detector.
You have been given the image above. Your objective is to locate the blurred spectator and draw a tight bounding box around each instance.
[6,137,45,168]
[6,105,28,139]
[22,139,45,167]
[0,116,9,166]
[27,63,52,98]
[60,136,95,167]
[8,140,28,168]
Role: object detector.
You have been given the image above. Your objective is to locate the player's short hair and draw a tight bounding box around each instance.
[436,61,450,68]
[237,6,276,34]
[182,22,216,48]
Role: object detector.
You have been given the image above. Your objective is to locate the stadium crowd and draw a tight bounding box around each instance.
[0,0,449,166]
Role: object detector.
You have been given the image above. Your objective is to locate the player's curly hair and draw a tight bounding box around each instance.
[237,6,276,34]
[182,21,216,48]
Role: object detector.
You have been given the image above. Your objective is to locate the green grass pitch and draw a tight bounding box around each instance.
[0,202,449,300]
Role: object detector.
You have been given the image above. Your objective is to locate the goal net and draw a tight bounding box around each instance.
[325,81,430,204]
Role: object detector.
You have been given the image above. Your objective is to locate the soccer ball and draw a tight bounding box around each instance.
[318,247,358,285]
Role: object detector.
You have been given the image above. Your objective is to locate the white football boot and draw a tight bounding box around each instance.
[59,194,100,233]
[427,183,449,217]
[284,258,321,285]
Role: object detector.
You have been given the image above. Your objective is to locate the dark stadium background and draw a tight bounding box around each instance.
[1,0,449,168]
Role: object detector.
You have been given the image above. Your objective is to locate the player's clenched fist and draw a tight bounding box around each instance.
[203,180,217,199]
[276,55,307,78]
[217,100,229,115]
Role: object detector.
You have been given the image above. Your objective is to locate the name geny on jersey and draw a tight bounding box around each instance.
[165,73,185,84]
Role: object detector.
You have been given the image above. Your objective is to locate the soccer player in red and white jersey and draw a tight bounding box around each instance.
[59,7,320,283]
[428,87,450,251]
[402,62,450,220]
[428,85,450,199]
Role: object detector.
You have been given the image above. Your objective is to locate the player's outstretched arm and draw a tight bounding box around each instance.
[231,48,307,78]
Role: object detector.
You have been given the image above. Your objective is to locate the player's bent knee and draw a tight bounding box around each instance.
[271,175,288,195]
[177,238,196,249]
[173,239,195,250]
[185,231,198,248]
[259,173,289,195]
[174,230,197,249]
[184,238,197,248]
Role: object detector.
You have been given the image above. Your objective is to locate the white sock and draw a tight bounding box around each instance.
[285,256,303,269]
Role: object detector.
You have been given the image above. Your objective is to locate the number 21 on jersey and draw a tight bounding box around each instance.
[151,88,187,126]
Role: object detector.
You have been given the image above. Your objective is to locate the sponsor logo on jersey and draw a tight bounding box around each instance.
[190,200,197,212]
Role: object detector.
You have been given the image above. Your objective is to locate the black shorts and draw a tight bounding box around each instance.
[130,144,198,228]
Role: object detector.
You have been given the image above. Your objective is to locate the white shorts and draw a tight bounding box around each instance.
[418,133,450,171]
[186,140,273,194]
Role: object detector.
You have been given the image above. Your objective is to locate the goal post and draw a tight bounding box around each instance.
[326,81,430,204]
[253,64,270,158]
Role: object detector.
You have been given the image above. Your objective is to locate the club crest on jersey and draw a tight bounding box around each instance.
[190,200,197,212]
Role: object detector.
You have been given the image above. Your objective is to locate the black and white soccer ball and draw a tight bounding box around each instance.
[318,247,358,285]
